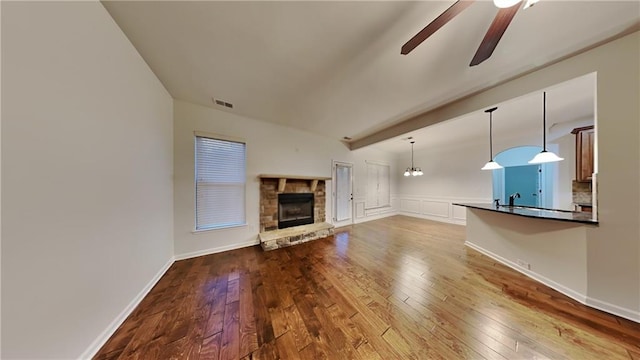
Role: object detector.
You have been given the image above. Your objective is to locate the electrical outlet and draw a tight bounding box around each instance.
[516,259,531,270]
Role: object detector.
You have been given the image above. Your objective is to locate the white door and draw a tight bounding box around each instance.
[333,161,353,227]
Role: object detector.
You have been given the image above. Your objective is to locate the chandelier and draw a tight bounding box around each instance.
[403,140,423,176]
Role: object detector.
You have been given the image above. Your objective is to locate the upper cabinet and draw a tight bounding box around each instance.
[571,126,594,182]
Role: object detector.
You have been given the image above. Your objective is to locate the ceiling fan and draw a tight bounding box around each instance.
[402,0,539,66]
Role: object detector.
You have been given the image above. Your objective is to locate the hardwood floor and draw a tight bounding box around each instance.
[95,216,640,359]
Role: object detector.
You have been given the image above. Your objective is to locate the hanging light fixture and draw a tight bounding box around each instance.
[403,140,423,176]
[529,91,564,164]
[481,107,503,171]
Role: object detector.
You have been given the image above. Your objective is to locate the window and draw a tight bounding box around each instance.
[365,161,390,209]
[195,135,246,230]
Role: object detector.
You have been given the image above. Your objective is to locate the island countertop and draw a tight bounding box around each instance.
[453,203,598,225]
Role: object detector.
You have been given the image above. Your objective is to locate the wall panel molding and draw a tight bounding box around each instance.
[397,195,491,225]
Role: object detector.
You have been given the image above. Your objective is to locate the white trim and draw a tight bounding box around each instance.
[586,296,640,323]
[174,240,259,261]
[465,241,587,303]
[193,130,245,144]
[332,160,354,227]
[451,205,467,221]
[465,240,640,323]
[420,200,450,218]
[396,195,492,226]
[400,199,421,214]
[79,257,175,359]
[355,201,366,219]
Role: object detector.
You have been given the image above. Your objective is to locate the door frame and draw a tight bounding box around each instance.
[332,160,354,227]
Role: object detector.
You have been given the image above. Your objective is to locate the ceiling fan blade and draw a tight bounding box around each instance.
[401,0,475,55]
[469,2,521,66]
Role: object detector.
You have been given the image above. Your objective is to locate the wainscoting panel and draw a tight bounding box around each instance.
[452,205,467,221]
[421,200,449,218]
[398,195,491,225]
[355,201,366,219]
[350,196,399,224]
[400,199,421,214]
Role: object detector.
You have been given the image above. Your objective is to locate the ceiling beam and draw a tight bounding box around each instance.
[349,26,640,151]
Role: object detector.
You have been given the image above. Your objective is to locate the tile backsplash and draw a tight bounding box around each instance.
[572,181,592,205]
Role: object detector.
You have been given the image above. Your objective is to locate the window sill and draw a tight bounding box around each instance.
[192,223,248,234]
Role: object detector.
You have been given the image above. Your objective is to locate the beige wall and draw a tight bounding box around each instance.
[407,31,640,320]
[0,1,3,351]
[173,100,397,258]
[585,32,639,319]
[556,133,576,209]
[1,2,174,358]
[466,209,588,299]
[393,129,574,222]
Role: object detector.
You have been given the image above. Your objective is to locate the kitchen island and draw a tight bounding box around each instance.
[454,203,597,224]
[454,202,597,307]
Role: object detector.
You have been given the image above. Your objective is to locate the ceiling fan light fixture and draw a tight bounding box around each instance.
[493,0,521,8]
[402,0,523,66]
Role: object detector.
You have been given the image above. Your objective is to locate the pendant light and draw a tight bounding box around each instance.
[403,140,423,176]
[481,107,503,170]
[529,91,564,164]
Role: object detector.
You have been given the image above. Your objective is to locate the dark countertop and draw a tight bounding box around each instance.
[453,203,598,225]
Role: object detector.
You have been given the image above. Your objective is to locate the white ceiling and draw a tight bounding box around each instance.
[371,72,596,153]
[102,1,639,146]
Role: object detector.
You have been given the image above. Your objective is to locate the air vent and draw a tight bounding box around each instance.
[212,97,234,109]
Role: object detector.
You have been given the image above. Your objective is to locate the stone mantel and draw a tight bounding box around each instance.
[258,175,329,236]
[258,174,331,192]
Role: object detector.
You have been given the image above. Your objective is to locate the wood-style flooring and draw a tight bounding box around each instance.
[95,215,640,359]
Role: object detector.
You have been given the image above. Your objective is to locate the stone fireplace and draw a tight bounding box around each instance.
[258,174,334,250]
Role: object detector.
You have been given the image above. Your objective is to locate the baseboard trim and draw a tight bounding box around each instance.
[465,241,587,303]
[79,257,175,359]
[586,296,640,323]
[465,241,640,323]
[174,240,259,261]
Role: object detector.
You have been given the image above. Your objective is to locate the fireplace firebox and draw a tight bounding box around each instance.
[278,193,314,229]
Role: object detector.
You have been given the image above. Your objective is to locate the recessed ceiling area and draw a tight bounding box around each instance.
[101,1,639,146]
[369,73,596,154]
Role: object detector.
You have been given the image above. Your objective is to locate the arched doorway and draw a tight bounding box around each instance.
[492,145,558,208]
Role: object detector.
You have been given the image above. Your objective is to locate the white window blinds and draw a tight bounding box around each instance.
[195,136,246,230]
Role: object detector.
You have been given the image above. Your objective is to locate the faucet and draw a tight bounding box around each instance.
[494,199,500,208]
[508,192,521,207]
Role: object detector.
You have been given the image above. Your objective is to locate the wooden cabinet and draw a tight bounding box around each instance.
[572,126,594,182]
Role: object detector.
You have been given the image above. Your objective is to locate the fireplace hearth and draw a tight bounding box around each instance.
[278,193,314,229]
